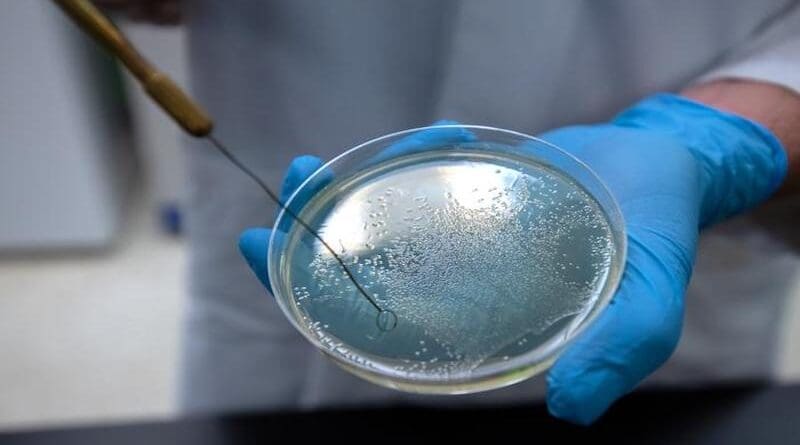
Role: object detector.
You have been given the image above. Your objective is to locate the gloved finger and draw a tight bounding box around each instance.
[239,227,273,292]
[247,156,332,293]
[279,155,334,214]
[237,155,324,293]
[276,155,335,233]
[546,233,685,425]
[364,119,477,167]
[239,224,321,297]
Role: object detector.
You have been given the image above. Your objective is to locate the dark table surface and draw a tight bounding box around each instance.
[2,383,798,444]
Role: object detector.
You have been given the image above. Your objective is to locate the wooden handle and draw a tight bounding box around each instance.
[53,0,213,136]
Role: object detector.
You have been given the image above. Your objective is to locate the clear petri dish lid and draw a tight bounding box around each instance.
[268,125,626,394]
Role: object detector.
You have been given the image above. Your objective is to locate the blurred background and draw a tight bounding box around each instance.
[0,2,187,430]
[0,0,799,433]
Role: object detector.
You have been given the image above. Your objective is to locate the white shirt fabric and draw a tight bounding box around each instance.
[179,0,800,414]
[698,1,800,93]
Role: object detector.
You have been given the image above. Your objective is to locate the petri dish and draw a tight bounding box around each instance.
[268,125,626,394]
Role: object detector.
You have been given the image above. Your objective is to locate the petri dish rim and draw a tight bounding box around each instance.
[267,124,627,393]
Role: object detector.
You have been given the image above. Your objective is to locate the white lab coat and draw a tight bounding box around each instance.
[179,0,800,413]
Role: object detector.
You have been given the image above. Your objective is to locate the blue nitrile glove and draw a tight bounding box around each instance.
[539,93,786,424]
[239,154,325,293]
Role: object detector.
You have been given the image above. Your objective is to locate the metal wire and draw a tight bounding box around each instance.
[206,134,396,330]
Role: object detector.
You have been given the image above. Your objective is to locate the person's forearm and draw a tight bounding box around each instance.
[682,79,800,192]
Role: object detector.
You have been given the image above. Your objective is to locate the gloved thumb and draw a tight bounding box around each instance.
[546,235,686,425]
[239,227,272,292]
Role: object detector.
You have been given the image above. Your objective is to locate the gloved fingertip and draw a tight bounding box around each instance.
[291,154,324,172]
[238,228,272,293]
[546,388,596,426]
[281,155,325,202]
[546,367,625,426]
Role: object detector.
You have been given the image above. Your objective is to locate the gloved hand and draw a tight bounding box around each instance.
[539,93,785,424]
[238,95,786,424]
